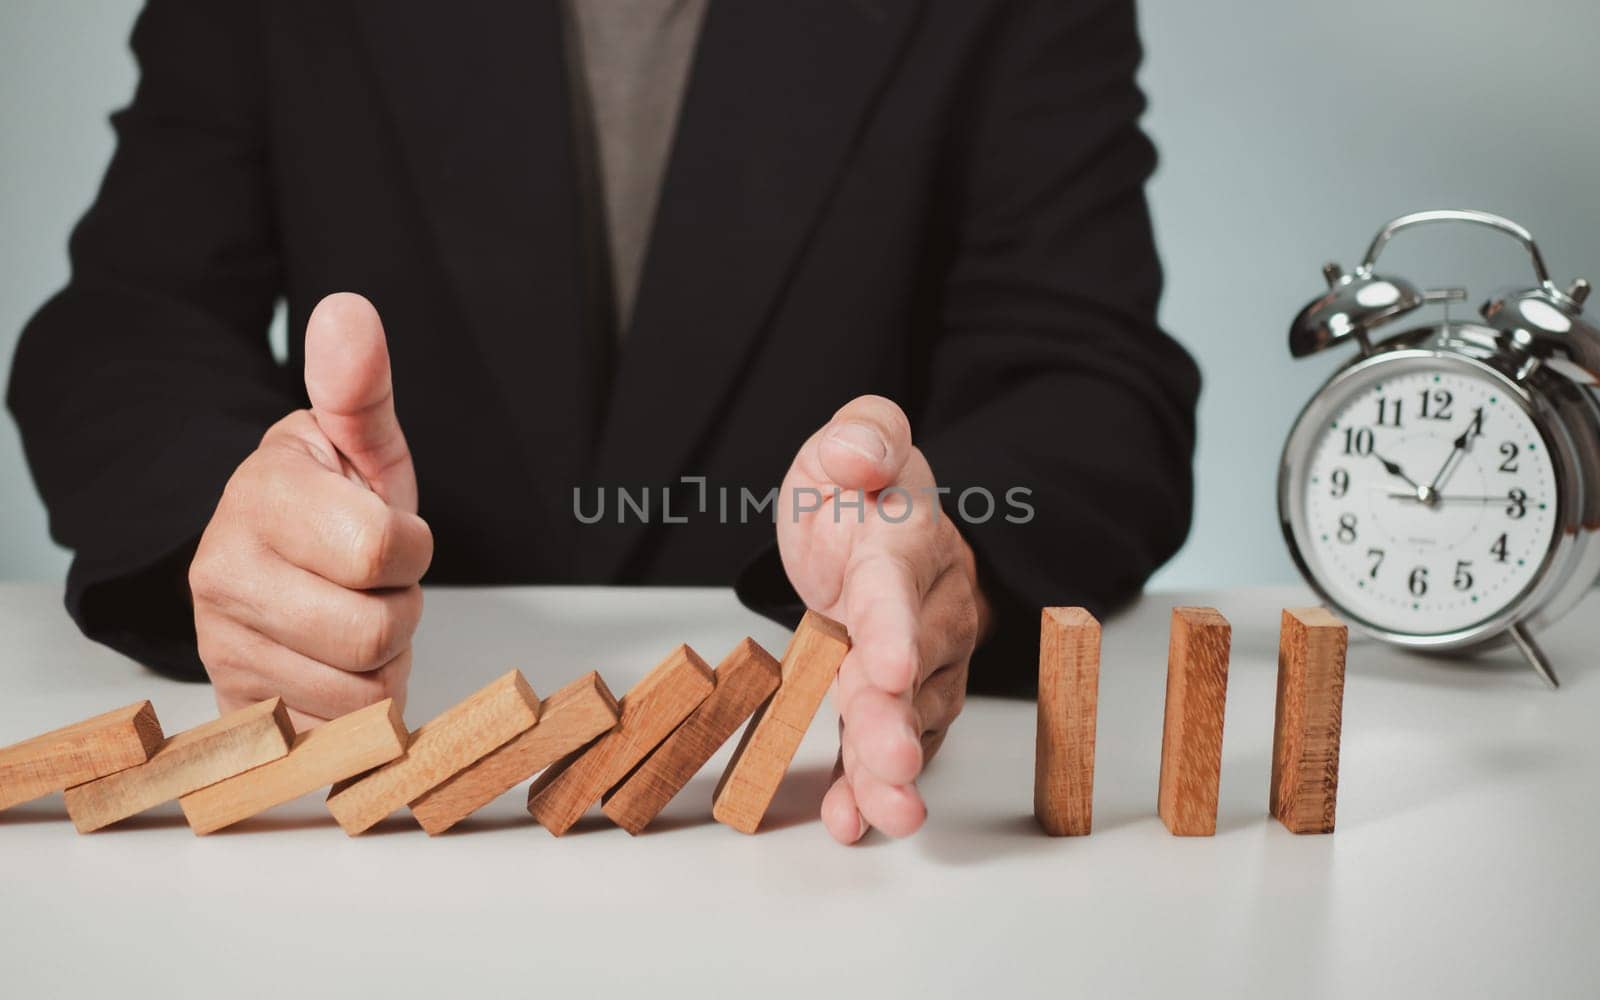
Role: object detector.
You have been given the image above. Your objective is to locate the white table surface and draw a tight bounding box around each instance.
[0,581,1595,999]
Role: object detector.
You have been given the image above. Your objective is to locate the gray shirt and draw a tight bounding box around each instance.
[562,0,710,340]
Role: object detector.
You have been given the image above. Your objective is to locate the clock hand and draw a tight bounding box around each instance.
[1425,427,1474,494]
[1386,492,1522,503]
[1370,452,1421,490]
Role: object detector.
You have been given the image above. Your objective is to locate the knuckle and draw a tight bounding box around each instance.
[347,600,399,670]
[346,505,395,588]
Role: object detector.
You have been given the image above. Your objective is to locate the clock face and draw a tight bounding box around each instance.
[1295,363,1559,636]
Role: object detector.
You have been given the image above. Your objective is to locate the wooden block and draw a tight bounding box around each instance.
[179,699,408,835]
[1157,607,1231,836]
[409,672,620,835]
[712,610,851,834]
[1034,608,1100,836]
[1270,607,1348,834]
[527,646,715,836]
[62,699,294,833]
[603,638,782,834]
[326,671,539,835]
[0,701,164,811]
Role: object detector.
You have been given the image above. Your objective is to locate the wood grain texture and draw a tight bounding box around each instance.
[326,671,539,835]
[410,672,620,835]
[1270,607,1348,834]
[1157,607,1232,837]
[527,646,715,835]
[179,699,408,835]
[603,638,781,834]
[0,701,164,811]
[1034,608,1100,836]
[62,699,293,833]
[712,610,851,834]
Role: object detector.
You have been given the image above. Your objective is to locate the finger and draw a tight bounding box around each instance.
[200,616,411,721]
[838,550,925,693]
[814,394,914,492]
[911,663,967,764]
[839,684,921,787]
[821,751,867,844]
[844,754,926,838]
[302,292,418,512]
[239,439,433,589]
[196,551,423,672]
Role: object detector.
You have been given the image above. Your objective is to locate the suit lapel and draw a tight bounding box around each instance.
[587,0,925,578]
[351,0,600,567]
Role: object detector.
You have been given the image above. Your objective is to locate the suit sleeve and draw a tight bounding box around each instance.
[917,0,1200,695]
[6,0,293,679]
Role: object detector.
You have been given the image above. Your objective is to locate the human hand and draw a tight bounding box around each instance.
[190,293,432,730]
[777,395,990,843]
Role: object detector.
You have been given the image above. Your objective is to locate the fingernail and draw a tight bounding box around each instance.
[828,422,887,463]
[850,810,867,842]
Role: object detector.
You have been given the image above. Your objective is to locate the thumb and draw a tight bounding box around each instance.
[303,292,418,512]
[815,395,914,492]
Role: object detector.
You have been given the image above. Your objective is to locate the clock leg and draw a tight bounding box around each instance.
[1508,623,1561,690]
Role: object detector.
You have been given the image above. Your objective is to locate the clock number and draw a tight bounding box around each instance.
[1343,427,1374,456]
[1453,560,1474,591]
[1506,488,1527,519]
[1498,442,1519,473]
[1337,513,1357,544]
[1408,566,1428,597]
[1490,533,1509,563]
[1376,398,1403,427]
[1465,407,1486,440]
[1330,468,1350,498]
[1366,548,1385,578]
[1418,388,1454,421]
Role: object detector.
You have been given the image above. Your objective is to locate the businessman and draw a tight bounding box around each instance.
[8,0,1199,844]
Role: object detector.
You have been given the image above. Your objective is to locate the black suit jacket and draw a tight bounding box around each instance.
[8,0,1199,695]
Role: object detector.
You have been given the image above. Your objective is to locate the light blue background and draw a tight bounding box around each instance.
[3,0,1597,587]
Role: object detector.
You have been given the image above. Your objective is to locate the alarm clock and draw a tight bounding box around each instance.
[1279,209,1600,687]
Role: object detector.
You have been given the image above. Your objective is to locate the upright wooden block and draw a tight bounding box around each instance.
[62,699,294,833]
[1271,607,1348,834]
[603,638,782,834]
[179,699,408,835]
[0,701,164,811]
[712,610,851,834]
[1157,607,1231,837]
[409,672,620,835]
[1034,608,1100,836]
[326,671,539,835]
[527,646,715,836]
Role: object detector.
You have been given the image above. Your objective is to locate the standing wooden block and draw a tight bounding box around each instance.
[1034,608,1100,836]
[0,701,164,811]
[62,699,294,833]
[326,671,539,836]
[409,672,620,835]
[527,646,715,836]
[603,639,782,834]
[1270,607,1348,834]
[712,610,851,834]
[1157,607,1232,837]
[179,699,408,835]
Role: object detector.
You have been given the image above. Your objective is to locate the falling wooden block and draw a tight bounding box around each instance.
[1157,607,1231,836]
[179,699,408,835]
[1034,608,1100,836]
[603,638,782,834]
[409,673,620,835]
[527,646,715,836]
[712,610,851,834]
[1271,607,1348,834]
[0,701,164,812]
[327,671,539,835]
[62,699,294,833]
